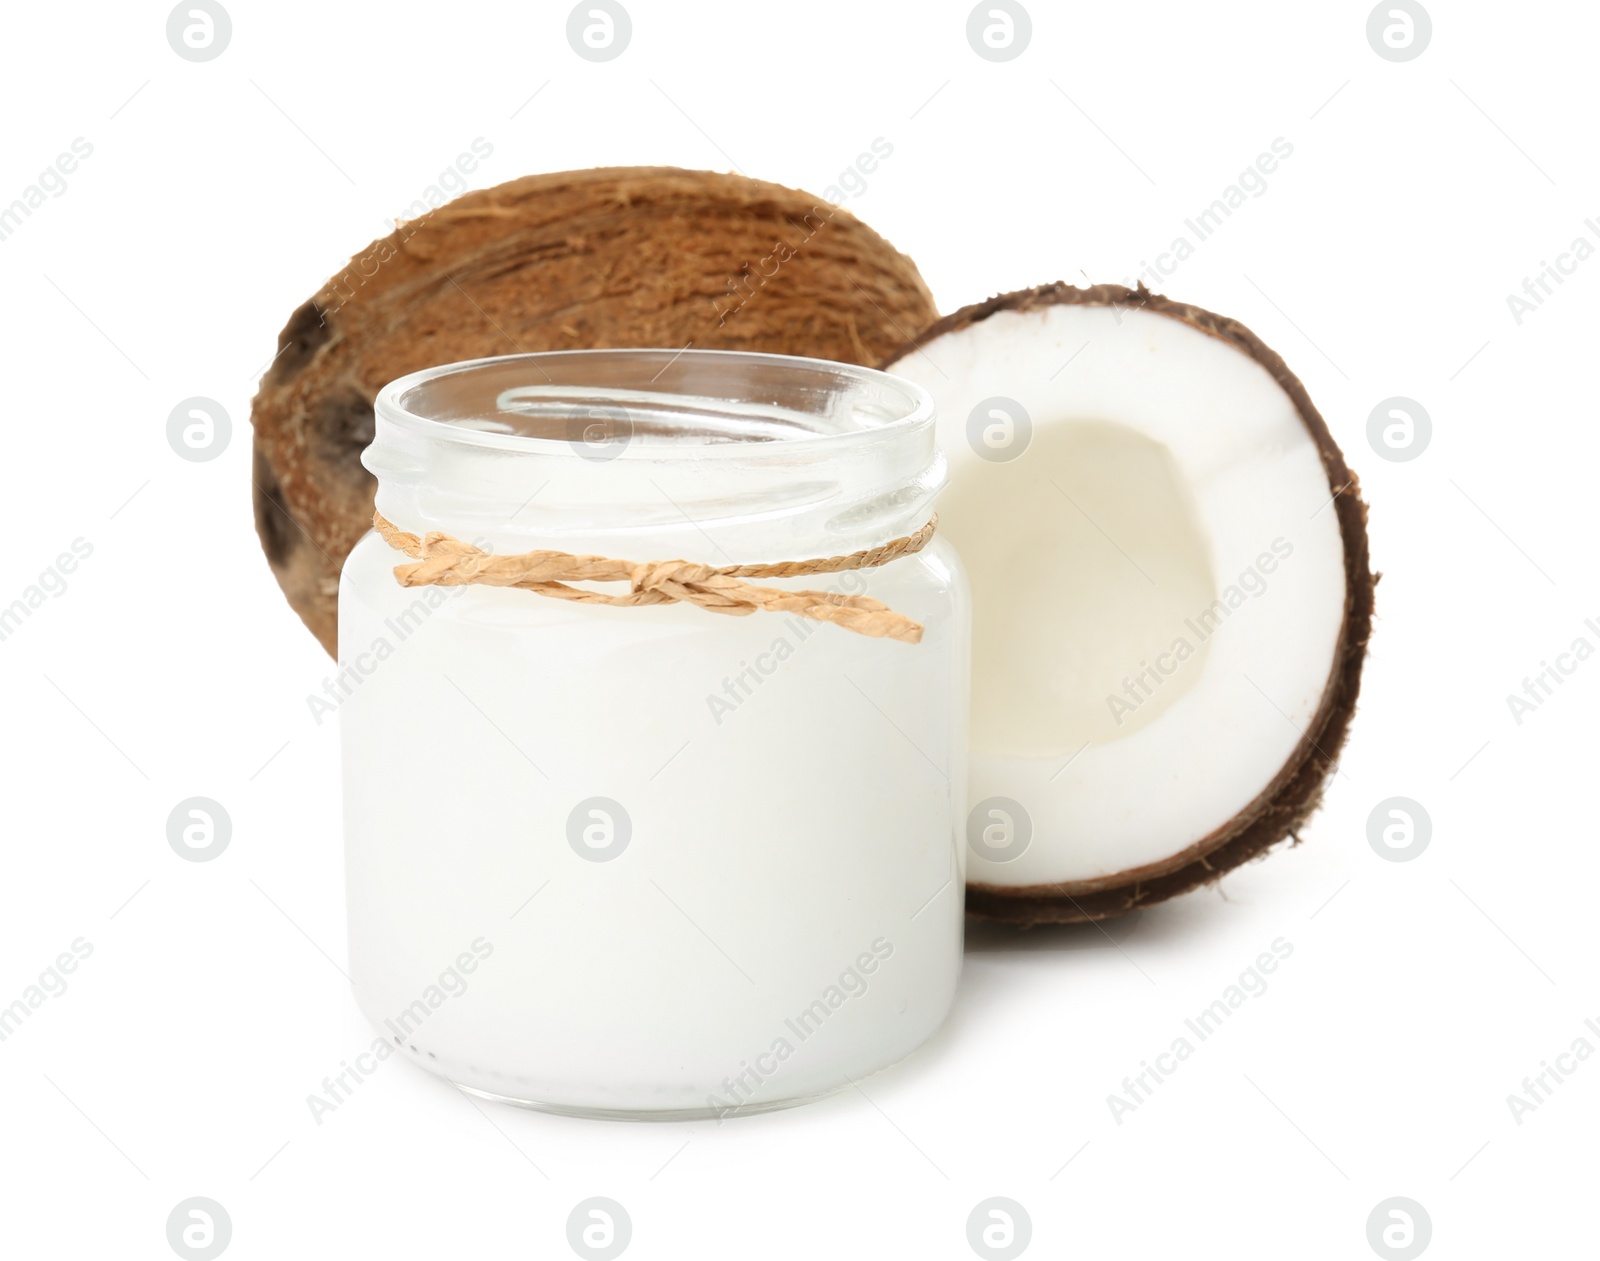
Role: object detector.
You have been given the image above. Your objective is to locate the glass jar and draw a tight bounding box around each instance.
[339,349,968,1119]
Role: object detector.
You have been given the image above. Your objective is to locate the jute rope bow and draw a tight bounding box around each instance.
[372,511,937,643]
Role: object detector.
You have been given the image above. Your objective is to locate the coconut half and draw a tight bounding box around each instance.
[885,284,1373,923]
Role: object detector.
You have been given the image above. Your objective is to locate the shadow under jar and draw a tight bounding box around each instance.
[339,349,969,1120]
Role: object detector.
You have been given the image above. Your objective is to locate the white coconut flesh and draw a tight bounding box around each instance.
[889,302,1348,888]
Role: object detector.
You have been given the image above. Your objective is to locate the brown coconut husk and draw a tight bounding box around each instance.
[250,166,939,654]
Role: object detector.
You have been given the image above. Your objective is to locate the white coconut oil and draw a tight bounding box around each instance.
[340,350,968,1119]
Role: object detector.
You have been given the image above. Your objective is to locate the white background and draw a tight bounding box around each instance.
[2,1,1595,1257]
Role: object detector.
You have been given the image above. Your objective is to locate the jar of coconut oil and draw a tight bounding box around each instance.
[339,350,968,1119]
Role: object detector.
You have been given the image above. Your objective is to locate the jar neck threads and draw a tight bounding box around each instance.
[365,350,942,565]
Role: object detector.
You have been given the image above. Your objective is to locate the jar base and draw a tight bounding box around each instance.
[451,1079,848,1122]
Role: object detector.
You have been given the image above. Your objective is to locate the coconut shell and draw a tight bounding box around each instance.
[250,166,939,655]
[884,282,1375,925]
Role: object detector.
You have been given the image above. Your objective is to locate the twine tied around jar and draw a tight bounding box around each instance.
[371,511,938,643]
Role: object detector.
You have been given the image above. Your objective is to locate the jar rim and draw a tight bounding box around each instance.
[374,348,935,461]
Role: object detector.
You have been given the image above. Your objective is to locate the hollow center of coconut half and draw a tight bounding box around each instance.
[888,288,1363,911]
